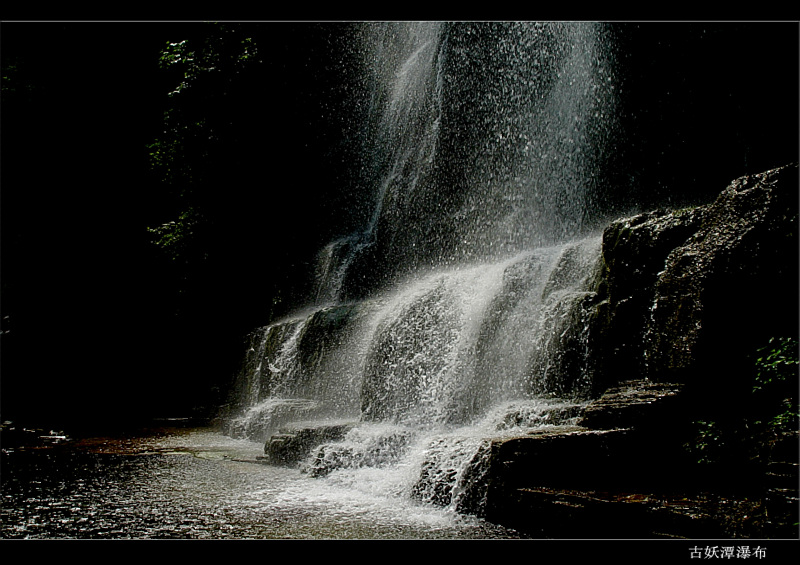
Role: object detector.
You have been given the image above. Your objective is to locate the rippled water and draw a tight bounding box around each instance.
[0,425,526,540]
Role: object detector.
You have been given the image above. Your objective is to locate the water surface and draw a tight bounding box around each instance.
[1,424,526,540]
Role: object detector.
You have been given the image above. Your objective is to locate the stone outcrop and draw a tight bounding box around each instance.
[590,206,707,392]
[481,379,699,536]
[763,431,800,538]
[255,165,798,538]
[644,165,798,388]
[590,163,798,398]
[482,377,791,538]
[482,164,799,538]
[261,421,355,466]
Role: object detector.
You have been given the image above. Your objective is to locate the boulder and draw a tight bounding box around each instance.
[589,163,798,398]
[304,425,414,477]
[644,164,799,392]
[588,206,706,394]
[262,421,356,466]
[481,385,748,538]
[483,164,799,538]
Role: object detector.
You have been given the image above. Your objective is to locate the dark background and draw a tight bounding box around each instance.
[1,21,797,433]
[1,22,364,430]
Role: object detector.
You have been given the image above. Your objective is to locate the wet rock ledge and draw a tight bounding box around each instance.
[254,165,798,539]
[260,421,355,466]
[481,379,798,538]
[482,164,799,539]
[482,379,710,538]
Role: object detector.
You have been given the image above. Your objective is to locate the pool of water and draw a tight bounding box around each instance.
[0,424,526,540]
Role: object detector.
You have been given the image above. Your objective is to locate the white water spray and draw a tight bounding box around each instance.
[227,21,617,516]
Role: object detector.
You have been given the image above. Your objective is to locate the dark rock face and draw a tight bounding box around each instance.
[591,163,798,397]
[482,377,791,538]
[644,165,799,388]
[483,164,799,538]
[764,431,800,538]
[589,207,706,393]
[481,422,724,537]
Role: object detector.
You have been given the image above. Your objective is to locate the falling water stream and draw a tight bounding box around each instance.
[2,22,621,539]
[219,21,618,532]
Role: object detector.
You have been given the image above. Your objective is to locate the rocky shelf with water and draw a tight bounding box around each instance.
[483,379,798,539]
[223,163,798,539]
[494,164,798,538]
[213,22,797,540]
[505,163,797,538]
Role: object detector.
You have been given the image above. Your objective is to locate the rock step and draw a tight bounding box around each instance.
[501,488,726,539]
[263,422,356,466]
[578,379,686,432]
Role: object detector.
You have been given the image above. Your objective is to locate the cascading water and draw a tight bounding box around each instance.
[225,21,618,517]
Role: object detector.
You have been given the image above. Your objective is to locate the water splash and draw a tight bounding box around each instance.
[226,22,617,517]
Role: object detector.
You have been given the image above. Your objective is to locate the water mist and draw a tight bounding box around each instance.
[226,21,619,516]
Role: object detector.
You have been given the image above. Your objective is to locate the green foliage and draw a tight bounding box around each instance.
[688,420,725,465]
[157,25,260,99]
[1,57,35,106]
[145,23,263,282]
[147,208,204,261]
[767,401,798,431]
[753,336,799,394]
[752,336,799,434]
[685,337,798,465]
[148,23,262,193]
[146,116,209,194]
[1,62,19,96]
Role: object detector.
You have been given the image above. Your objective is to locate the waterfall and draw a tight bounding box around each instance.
[225,21,618,516]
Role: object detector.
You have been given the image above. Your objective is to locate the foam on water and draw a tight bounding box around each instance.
[225,21,616,521]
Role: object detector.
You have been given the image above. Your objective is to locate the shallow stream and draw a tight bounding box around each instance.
[0,424,526,540]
